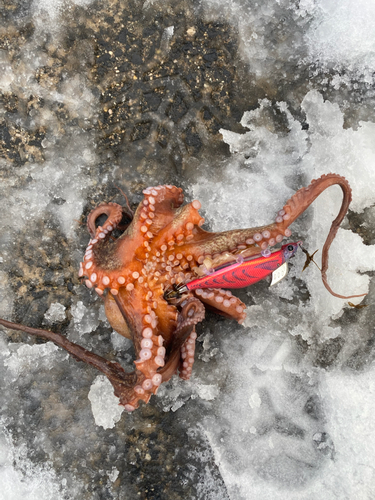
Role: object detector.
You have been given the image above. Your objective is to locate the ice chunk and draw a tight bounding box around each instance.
[88,375,124,429]
[163,26,174,39]
[44,302,66,324]
[70,301,86,323]
[195,383,220,401]
[71,300,100,336]
[107,467,119,483]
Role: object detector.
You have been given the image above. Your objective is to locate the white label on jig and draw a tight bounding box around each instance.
[270,262,288,286]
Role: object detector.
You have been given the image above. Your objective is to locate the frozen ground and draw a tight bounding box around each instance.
[1,0,375,499]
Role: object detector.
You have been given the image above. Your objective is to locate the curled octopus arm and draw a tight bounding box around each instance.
[281,173,366,299]
[159,297,205,381]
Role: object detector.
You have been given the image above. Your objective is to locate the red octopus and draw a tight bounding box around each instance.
[0,173,365,412]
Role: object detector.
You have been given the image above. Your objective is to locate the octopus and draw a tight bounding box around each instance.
[0,173,366,412]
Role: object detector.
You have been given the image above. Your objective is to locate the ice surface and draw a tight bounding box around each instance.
[0,427,66,500]
[306,0,375,75]
[3,342,59,379]
[204,360,375,500]
[192,100,302,229]
[301,91,375,212]
[203,0,375,85]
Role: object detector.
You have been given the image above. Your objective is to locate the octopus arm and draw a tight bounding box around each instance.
[161,297,205,381]
[181,226,279,265]
[193,288,246,323]
[86,202,124,238]
[129,185,185,239]
[150,200,205,249]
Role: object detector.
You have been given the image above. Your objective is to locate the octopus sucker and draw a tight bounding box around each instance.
[0,173,366,411]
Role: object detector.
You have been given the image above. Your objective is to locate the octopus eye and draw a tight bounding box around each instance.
[287,245,294,252]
